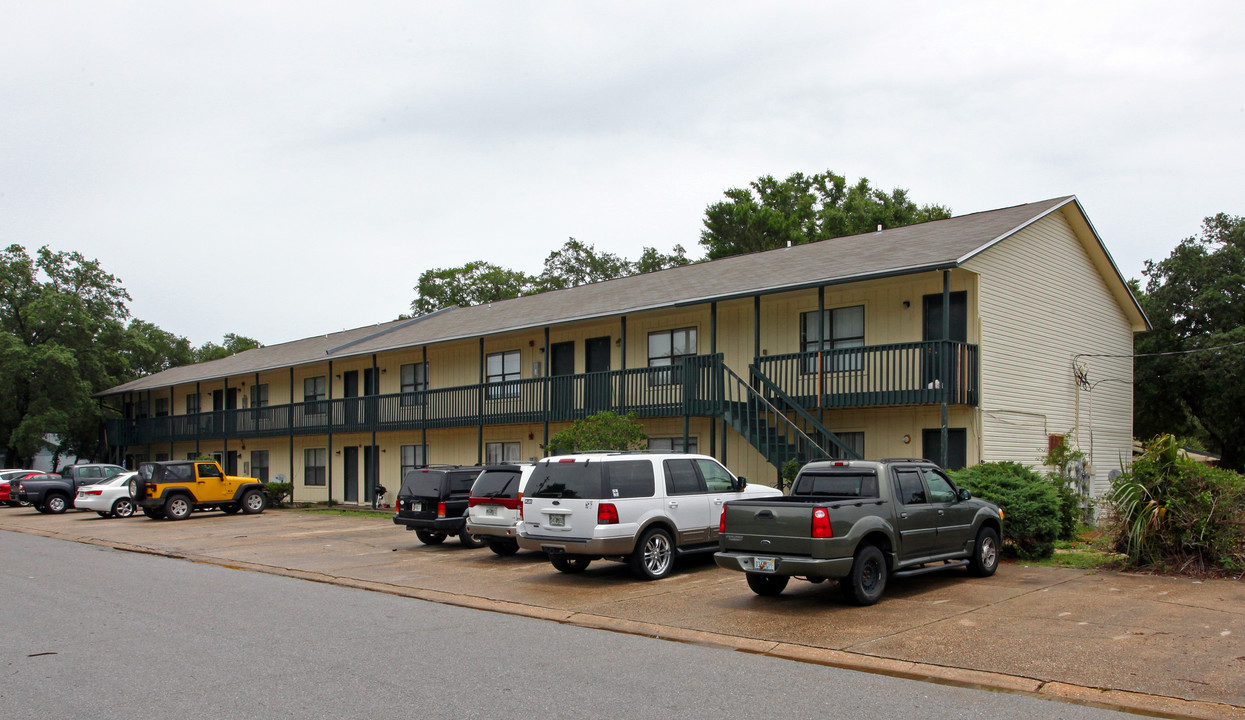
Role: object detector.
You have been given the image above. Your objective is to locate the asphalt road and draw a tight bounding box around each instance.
[0,531,1146,720]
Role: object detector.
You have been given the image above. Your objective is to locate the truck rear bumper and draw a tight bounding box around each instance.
[714,551,855,579]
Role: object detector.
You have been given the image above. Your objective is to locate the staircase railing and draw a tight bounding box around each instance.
[748,365,861,460]
[719,364,833,486]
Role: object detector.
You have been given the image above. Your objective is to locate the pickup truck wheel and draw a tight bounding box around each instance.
[164,495,192,521]
[241,490,266,514]
[630,527,675,580]
[844,544,887,606]
[968,527,1001,577]
[746,572,789,596]
[487,540,520,556]
[111,497,135,518]
[550,555,591,573]
[415,530,446,545]
[45,495,68,514]
[459,529,487,549]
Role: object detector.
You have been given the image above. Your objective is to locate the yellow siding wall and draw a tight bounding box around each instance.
[964,209,1135,496]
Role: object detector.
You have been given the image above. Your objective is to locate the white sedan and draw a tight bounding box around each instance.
[75,472,137,518]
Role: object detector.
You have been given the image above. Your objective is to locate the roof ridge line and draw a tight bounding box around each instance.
[325,305,459,355]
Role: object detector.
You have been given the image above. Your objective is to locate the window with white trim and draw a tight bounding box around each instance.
[400,444,427,478]
[647,437,699,454]
[304,448,326,486]
[647,327,697,385]
[486,350,521,399]
[485,442,521,464]
[400,362,427,406]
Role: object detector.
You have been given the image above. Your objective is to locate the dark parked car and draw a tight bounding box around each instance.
[393,466,485,547]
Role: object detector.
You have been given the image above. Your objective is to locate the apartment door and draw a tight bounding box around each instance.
[343,446,359,502]
[550,341,575,419]
[922,291,967,391]
[343,370,361,426]
[585,336,611,413]
[362,445,378,505]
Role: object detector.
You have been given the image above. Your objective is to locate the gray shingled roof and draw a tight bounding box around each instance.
[100,196,1079,396]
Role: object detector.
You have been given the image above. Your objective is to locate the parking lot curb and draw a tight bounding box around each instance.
[10,523,1243,720]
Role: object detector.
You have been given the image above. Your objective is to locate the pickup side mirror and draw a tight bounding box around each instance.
[735,476,747,490]
[957,488,972,502]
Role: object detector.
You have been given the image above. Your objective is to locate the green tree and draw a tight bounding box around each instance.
[1134,213,1245,470]
[546,411,647,455]
[534,238,633,292]
[0,244,132,466]
[699,171,952,260]
[194,333,264,363]
[410,261,535,316]
[633,244,691,274]
[123,319,195,376]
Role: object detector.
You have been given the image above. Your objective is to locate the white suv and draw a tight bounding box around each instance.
[465,463,535,556]
[516,452,781,580]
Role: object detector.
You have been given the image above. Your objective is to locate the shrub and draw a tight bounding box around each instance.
[1107,435,1245,574]
[265,482,292,508]
[950,461,1061,560]
[547,411,646,455]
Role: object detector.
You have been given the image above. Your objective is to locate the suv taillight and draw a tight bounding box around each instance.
[437,501,446,518]
[811,508,833,538]
[598,503,619,524]
[518,493,523,521]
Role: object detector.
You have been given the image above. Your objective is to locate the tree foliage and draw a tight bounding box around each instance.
[409,238,690,316]
[1134,213,1245,470]
[0,244,132,466]
[194,333,264,363]
[546,411,647,455]
[699,171,952,260]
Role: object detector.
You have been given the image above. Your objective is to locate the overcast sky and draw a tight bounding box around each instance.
[3,1,1242,347]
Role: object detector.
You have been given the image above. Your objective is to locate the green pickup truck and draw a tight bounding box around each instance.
[715,458,1003,605]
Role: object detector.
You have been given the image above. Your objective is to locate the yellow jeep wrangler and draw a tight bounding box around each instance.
[133,460,268,520]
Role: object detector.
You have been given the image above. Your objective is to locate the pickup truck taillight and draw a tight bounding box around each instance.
[437,501,446,518]
[597,503,619,524]
[719,509,727,534]
[811,508,833,538]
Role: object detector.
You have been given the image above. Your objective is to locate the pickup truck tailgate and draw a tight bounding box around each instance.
[719,498,818,556]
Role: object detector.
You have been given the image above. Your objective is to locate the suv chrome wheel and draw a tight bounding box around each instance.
[630,527,674,580]
[165,496,192,521]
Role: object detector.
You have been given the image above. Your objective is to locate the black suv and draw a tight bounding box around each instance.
[393,466,485,547]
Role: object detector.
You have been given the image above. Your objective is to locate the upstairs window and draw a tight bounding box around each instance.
[304,376,327,414]
[801,305,864,372]
[185,393,200,415]
[648,327,697,385]
[400,362,427,406]
[251,384,269,408]
[486,350,521,399]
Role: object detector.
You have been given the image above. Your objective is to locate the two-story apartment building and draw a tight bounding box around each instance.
[98,196,1148,504]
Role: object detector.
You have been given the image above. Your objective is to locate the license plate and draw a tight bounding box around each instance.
[549,514,565,527]
[485,505,497,516]
[755,557,776,572]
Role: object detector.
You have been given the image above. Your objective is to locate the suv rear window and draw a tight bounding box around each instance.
[401,471,445,497]
[153,464,194,482]
[471,469,521,499]
[793,471,879,498]
[527,460,654,500]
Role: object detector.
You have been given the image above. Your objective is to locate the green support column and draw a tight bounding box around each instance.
[941,270,951,469]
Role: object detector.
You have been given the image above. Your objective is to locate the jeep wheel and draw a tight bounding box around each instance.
[220,504,240,515]
[550,555,591,573]
[629,527,675,580]
[142,506,163,520]
[111,497,135,518]
[241,490,266,515]
[746,572,790,596]
[415,530,446,545]
[164,495,192,521]
[45,494,68,514]
[968,527,1001,577]
[844,544,887,606]
[459,528,487,549]
[487,540,520,556]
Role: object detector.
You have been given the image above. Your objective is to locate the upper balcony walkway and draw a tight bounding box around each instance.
[105,341,978,448]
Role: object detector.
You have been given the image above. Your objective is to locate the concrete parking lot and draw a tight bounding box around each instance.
[2,507,1241,719]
